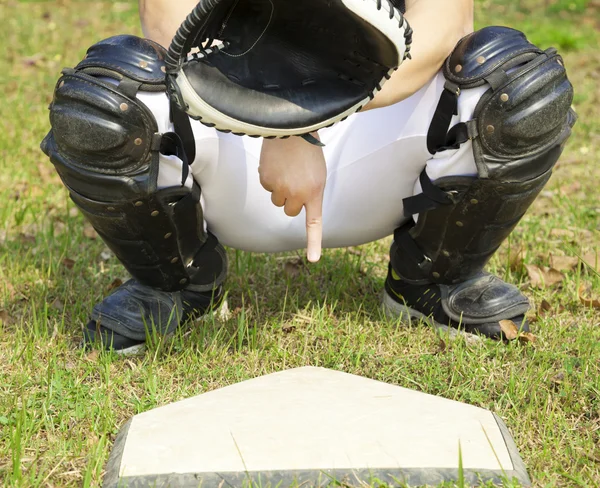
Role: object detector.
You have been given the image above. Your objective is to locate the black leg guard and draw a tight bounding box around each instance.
[40,36,227,350]
[386,27,576,338]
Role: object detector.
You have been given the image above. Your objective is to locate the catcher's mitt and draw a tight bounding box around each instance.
[165,0,412,138]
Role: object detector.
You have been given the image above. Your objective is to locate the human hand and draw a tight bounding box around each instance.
[258,135,327,262]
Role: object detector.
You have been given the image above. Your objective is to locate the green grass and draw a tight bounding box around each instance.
[1,0,599,486]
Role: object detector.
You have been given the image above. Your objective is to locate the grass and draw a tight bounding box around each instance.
[0,0,599,486]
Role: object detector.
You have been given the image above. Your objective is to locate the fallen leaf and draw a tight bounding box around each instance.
[106,278,123,292]
[62,258,75,270]
[518,332,537,344]
[2,281,16,300]
[0,310,10,324]
[525,264,565,288]
[581,251,600,273]
[539,299,552,315]
[578,284,600,310]
[559,181,582,196]
[549,255,579,272]
[499,320,519,340]
[283,258,303,278]
[50,298,64,311]
[281,324,296,333]
[18,233,36,244]
[85,350,99,361]
[549,228,575,239]
[83,224,98,240]
[22,53,45,67]
[508,245,526,271]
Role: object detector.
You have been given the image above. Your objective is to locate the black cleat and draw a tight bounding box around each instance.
[82,279,224,355]
[382,265,530,340]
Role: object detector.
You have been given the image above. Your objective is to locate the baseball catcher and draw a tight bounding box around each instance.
[41,0,575,354]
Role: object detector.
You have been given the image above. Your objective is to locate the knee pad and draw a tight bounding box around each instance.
[429,26,576,181]
[393,27,576,285]
[41,35,226,292]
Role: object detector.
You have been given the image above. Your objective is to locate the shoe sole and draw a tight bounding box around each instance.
[381,290,481,342]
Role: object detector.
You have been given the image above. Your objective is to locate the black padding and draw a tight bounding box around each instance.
[444,27,542,89]
[473,52,575,180]
[392,169,553,285]
[432,26,576,179]
[68,185,225,292]
[41,36,227,292]
[76,35,167,89]
[43,72,157,200]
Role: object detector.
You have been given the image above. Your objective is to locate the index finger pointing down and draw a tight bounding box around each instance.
[305,197,323,263]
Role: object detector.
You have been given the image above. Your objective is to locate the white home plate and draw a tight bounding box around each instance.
[104,367,530,487]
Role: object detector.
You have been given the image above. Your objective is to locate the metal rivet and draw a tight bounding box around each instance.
[164,233,172,239]
[442,250,450,257]
[456,221,464,227]
[486,125,495,134]
[179,278,188,285]
[134,138,143,146]
[432,272,441,279]
[171,257,179,264]
[120,103,128,112]
[160,66,166,73]
[151,210,159,217]
[476,56,485,64]
[139,60,148,68]
[454,64,463,73]
[470,199,479,205]
[107,206,116,211]
[134,201,143,207]
[500,93,509,102]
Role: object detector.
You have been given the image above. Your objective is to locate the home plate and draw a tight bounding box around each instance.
[104,367,530,487]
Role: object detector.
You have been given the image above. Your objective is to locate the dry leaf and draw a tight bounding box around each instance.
[0,310,10,324]
[525,264,565,288]
[85,350,99,361]
[62,258,75,270]
[578,284,600,310]
[2,281,16,300]
[83,224,98,240]
[499,320,519,340]
[107,278,123,292]
[549,228,575,239]
[18,233,36,244]
[518,332,537,344]
[549,255,579,272]
[581,251,600,273]
[50,298,64,311]
[283,258,303,278]
[539,299,552,315]
[508,245,526,271]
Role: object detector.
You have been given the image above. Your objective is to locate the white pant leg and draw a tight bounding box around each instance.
[137,72,488,253]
